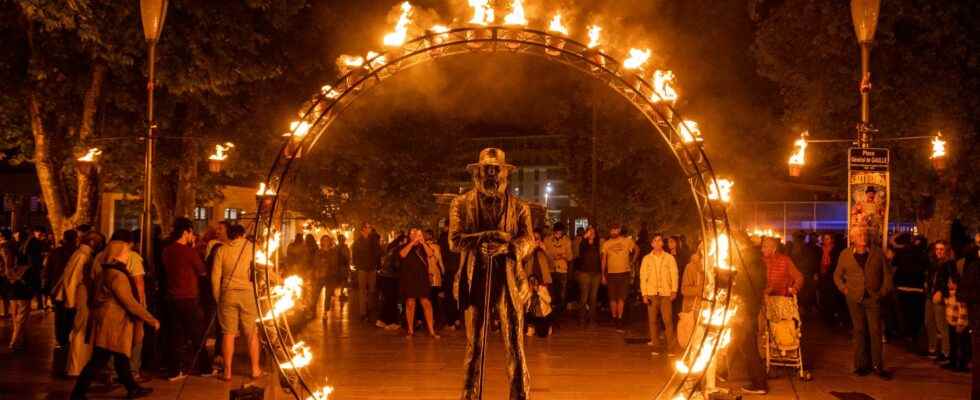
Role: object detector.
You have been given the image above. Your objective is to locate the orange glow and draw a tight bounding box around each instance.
[587,25,601,49]
[788,131,808,166]
[930,132,946,159]
[207,142,234,161]
[503,0,527,26]
[548,13,569,35]
[678,120,702,144]
[468,0,494,25]
[651,70,678,103]
[383,2,413,47]
[77,147,102,162]
[623,48,651,70]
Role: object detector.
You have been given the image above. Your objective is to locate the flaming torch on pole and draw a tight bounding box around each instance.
[788,131,808,177]
[76,148,102,175]
[929,132,947,171]
[207,142,234,173]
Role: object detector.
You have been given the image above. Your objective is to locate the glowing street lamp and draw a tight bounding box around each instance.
[788,131,809,177]
[850,0,881,147]
[139,0,168,271]
[930,132,947,171]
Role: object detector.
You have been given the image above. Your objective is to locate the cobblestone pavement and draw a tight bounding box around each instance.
[0,301,969,400]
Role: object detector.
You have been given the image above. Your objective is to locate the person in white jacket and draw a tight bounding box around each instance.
[51,232,105,376]
[640,233,678,355]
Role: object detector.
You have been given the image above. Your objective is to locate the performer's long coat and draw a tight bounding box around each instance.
[449,189,534,311]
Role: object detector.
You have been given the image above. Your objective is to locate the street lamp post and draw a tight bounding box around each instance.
[139,0,168,261]
[850,0,881,148]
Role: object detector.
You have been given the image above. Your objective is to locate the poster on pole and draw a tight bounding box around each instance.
[847,148,890,249]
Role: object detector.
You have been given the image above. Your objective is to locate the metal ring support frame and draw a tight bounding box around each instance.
[250,26,738,400]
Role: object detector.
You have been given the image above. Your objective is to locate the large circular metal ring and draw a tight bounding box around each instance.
[251,26,738,400]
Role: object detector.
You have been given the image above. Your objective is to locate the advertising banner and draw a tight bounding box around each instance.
[847,148,890,249]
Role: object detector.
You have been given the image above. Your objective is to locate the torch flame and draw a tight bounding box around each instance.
[320,85,340,99]
[468,0,494,25]
[587,25,601,49]
[709,232,732,271]
[651,70,678,103]
[548,13,569,35]
[306,385,335,400]
[678,120,702,144]
[930,133,946,159]
[208,142,235,161]
[366,51,387,68]
[503,0,527,26]
[338,54,365,68]
[383,2,413,47]
[623,48,651,70]
[279,341,313,369]
[430,24,450,34]
[256,182,277,197]
[788,131,808,166]
[700,304,738,327]
[707,178,733,204]
[77,147,102,162]
[290,120,312,139]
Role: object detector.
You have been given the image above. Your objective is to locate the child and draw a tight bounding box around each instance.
[944,275,971,372]
[526,277,553,338]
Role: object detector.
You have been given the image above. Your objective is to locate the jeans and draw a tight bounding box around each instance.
[550,272,568,315]
[926,299,950,355]
[576,272,601,322]
[165,298,210,375]
[8,299,30,348]
[646,295,675,349]
[847,299,884,370]
[357,270,377,319]
[894,291,925,340]
[71,347,138,399]
[54,301,75,347]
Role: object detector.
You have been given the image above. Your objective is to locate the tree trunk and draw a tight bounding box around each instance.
[27,63,106,242]
[151,102,200,235]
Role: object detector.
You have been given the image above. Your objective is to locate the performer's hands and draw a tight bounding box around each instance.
[480,230,512,243]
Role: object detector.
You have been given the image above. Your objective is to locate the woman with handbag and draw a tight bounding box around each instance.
[70,240,160,400]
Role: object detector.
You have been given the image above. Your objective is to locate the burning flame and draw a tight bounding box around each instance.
[279,341,313,369]
[587,25,601,49]
[431,24,449,34]
[77,147,102,162]
[788,131,808,166]
[651,70,678,103]
[338,54,364,68]
[749,227,781,239]
[623,48,651,70]
[930,133,946,159]
[468,0,494,25]
[366,51,387,68]
[383,2,413,47]
[254,230,282,267]
[678,120,702,144]
[709,232,732,271]
[256,182,277,197]
[257,273,305,324]
[208,142,235,161]
[320,85,340,99]
[503,0,527,26]
[306,385,335,400]
[290,120,312,139]
[548,13,568,35]
[707,178,733,203]
[700,304,738,327]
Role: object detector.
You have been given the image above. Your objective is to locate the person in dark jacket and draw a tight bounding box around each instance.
[352,223,382,322]
[926,241,955,361]
[890,233,927,342]
[46,229,79,349]
[731,231,769,394]
[953,237,979,399]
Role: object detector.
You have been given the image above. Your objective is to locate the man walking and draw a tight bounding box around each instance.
[46,230,78,349]
[640,233,678,355]
[352,223,382,322]
[212,225,262,381]
[834,230,893,379]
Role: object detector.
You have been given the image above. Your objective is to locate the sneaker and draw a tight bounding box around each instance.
[166,372,187,382]
[741,385,768,395]
[384,323,400,331]
[375,320,387,329]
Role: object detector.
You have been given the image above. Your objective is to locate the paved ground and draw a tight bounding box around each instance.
[0,299,970,400]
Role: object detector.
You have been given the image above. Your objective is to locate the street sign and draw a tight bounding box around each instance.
[847,147,890,248]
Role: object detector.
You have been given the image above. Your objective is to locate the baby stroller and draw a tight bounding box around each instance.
[762,294,811,380]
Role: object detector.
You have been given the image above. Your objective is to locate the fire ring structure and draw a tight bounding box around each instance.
[251,25,739,400]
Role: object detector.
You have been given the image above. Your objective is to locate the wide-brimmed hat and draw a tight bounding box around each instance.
[466,147,516,173]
